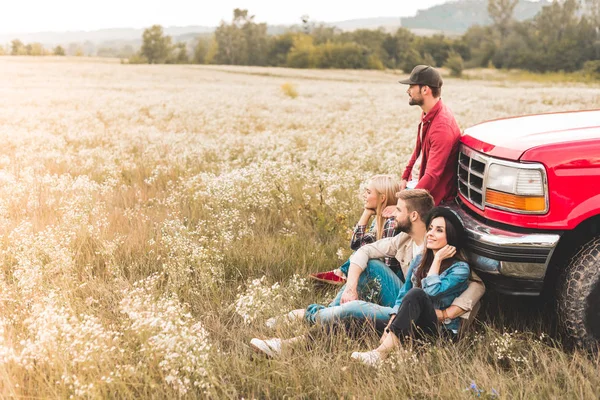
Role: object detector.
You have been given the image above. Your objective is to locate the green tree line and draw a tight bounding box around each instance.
[135,1,600,76]
[0,39,67,56]
[473,0,600,73]
[0,40,134,58]
[3,0,597,76]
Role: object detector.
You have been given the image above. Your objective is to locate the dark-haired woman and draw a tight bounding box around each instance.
[351,207,470,366]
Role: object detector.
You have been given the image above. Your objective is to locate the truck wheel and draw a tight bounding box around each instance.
[559,236,600,349]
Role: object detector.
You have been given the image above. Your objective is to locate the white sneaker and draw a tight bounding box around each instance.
[351,350,382,367]
[250,338,283,358]
[265,317,279,329]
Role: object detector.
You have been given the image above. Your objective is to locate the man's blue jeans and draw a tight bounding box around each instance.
[305,259,403,325]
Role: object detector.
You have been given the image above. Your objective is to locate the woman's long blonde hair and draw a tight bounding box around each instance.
[368,174,402,240]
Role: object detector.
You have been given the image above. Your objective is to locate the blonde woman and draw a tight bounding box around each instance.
[258,175,403,331]
[309,174,402,285]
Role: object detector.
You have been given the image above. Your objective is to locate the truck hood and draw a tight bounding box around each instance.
[461,109,600,160]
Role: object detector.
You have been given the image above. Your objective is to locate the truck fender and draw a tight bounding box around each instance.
[566,194,600,230]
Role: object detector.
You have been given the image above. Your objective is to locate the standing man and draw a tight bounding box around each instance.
[397,65,461,206]
[313,65,462,286]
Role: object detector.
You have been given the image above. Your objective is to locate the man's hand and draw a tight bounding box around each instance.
[435,309,444,322]
[382,179,408,218]
[340,286,358,304]
[399,179,408,191]
[380,330,389,345]
[382,205,395,218]
[380,314,396,344]
[433,245,456,262]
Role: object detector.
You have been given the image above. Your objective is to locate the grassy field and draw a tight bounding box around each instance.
[0,56,599,398]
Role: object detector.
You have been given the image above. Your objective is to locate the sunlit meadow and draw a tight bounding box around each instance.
[0,56,599,398]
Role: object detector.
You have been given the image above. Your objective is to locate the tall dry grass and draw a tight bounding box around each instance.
[0,57,598,398]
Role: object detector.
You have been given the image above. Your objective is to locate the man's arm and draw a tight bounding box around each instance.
[341,234,406,303]
[348,233,405,270]
[435,272,486,321]
[414,123,457,192]
[340,263,362,303]
[448,272,486,319]
[401,128,421,181]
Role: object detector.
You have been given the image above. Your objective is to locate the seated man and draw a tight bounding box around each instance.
[251,190,485,357]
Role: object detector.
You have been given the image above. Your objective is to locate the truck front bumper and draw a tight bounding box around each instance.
[446,202,561,296]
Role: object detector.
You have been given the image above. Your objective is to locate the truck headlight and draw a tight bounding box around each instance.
[485,163,547,213]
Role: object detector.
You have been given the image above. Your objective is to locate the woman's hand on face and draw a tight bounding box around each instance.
[363,207,376,216]
[340,287,358,304]
[358,208,376,226]
[434,245,456,261]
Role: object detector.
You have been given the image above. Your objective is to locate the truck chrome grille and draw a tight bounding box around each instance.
[457,146,488,209]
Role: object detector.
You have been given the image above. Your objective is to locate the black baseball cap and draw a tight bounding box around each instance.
[399,65,443,88]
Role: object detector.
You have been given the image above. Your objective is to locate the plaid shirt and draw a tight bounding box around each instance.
[350,218,400,272]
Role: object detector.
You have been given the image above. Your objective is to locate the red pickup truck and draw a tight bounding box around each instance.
[447,109,600,348]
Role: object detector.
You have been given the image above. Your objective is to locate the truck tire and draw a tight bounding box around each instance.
[559,236,600,349]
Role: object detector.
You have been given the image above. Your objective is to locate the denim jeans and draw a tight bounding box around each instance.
[305,259,403,325]
[388,287,438,339]
[389,288,459,340]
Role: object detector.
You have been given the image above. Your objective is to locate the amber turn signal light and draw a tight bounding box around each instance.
[486,189,546,213]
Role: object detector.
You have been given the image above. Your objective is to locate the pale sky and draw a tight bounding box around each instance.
[0,0,451,34]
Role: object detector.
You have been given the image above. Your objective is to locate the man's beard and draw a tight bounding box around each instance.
[394,217,412,234]
[409,96,424,106]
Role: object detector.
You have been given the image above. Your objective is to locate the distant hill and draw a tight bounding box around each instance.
[0,0,553,54]
[400,0,552,33]
[0,26,213,47]
[305,0,550,35]
[326,17,402,32]
[323,17,457,36]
